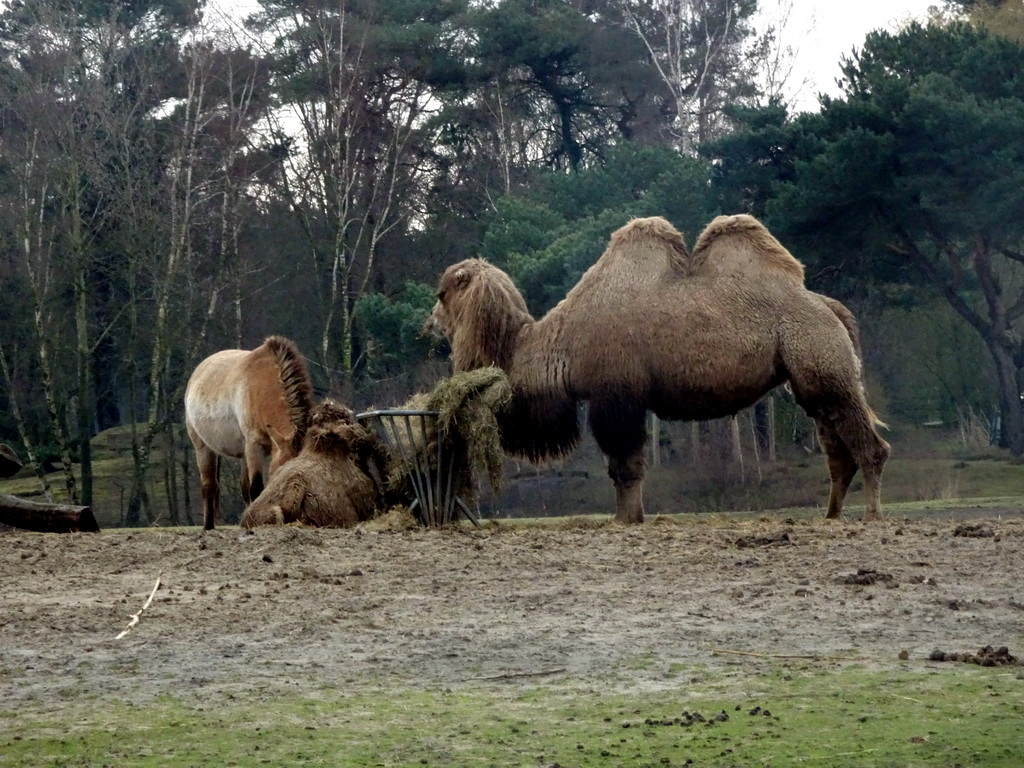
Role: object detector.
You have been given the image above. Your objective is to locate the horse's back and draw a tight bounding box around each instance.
[185,348,250,457]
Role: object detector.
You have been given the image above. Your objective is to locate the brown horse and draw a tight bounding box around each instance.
[184,336,314,530]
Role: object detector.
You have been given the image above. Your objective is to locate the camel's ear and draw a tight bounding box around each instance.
[453,267,471,288]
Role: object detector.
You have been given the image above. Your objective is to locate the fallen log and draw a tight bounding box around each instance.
[0,494,100,533]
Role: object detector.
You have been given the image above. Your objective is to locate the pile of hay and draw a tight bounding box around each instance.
[359,505,420,532]
[377,367,512,517]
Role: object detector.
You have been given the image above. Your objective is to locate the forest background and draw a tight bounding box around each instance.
[2,0,1023,526]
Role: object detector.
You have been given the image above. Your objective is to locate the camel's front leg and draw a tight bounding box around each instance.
[831,406,891,522]
[589,399,648,524]
[608,449,647,524]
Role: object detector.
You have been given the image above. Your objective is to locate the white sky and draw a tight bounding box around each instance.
[778,0,942,111]
[206,1,944,115]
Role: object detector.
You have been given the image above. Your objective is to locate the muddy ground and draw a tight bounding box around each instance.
[1,512,1023,710]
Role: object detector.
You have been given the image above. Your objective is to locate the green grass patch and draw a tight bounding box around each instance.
[2,666,1021,767]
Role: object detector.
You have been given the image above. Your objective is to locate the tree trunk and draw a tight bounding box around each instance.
[75,257,93,507]
[69,169,94,508]
[165,427,179,526]
[0,346,55,499]
[690,421,700,467]
[730,415,744,483]
[988,338,1024,455]
[0,493,99,533]
[753,398,775,459]
[650,413,660,467]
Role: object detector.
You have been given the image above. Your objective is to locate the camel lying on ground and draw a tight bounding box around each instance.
[240,400,388,528]
[426,214,890,523]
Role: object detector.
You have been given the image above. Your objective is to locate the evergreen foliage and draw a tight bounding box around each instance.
[710,20,1024,450]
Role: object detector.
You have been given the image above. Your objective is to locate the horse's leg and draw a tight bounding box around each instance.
[186,421,220,530]
[829,405,890,522]
[816,417,858,519]
[242,439,266,503]
[589,398,648,524]
[189,434,220,530]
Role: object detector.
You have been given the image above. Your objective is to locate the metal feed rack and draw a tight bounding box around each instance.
[356,409,480,527]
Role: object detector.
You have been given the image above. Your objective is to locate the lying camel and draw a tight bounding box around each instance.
[240,399,388,528]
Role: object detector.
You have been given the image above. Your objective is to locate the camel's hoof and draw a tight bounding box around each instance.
[614,512,645,525]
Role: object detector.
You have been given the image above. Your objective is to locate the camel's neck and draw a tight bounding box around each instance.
[506,312,575,395]
[451,298,580,461]
[498,315,581,460]
[452,304,530,374]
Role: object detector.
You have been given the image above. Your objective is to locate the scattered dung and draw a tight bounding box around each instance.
[953,523,995,538]
[735,531,792,548]
[841,568,894,585]
[928,645,1020,666]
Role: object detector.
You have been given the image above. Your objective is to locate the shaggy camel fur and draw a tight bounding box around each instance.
[428,214,890,523]
[240,399,388,528]
[185,336,314,530]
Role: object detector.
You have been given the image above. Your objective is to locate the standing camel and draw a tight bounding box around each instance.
[184,335,314,530]
[426,214,890,523]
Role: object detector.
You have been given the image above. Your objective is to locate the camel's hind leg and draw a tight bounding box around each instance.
[589,399,648,524]
[817,418,858,519]
[608,450,647,524]
[817,405,890,521]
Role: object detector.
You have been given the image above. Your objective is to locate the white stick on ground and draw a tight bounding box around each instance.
[115,573,162,640]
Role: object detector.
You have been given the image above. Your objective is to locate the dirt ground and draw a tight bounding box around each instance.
[1,511,1023,710]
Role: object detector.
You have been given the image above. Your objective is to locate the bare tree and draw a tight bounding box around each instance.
[251,0,439,394]
[623,0,774,152]
[749,0,807,106]
[120,35,267,525]
[10,128,80,503]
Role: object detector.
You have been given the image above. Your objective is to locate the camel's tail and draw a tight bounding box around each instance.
[817,295,863,362]
[817,295,887,429]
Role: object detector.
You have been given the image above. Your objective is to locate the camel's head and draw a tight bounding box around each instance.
[303,398,361,456]
[423,261,477,341]
[424,259,533,372]
[310,398,355,428]
[307,420,361,458]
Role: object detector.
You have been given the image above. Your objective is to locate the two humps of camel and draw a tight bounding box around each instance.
[427,213,890,524]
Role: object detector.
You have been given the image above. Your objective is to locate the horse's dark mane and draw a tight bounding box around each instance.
[265,335,314,448]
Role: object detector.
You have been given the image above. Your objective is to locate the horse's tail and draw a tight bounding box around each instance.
[265,335,314,446]
[817,295,887,429]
